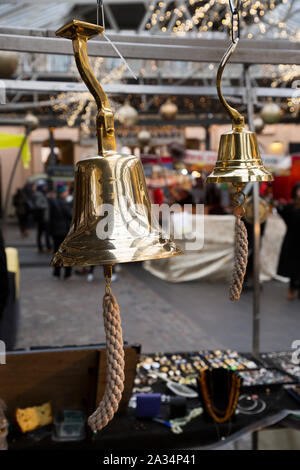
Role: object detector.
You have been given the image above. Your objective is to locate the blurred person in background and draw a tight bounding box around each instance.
[277,182,300,300]
[206,184,227,215]
[0,229,9,320]
[170,186,193,206]
[48,183,73,280]
[13,187,31,237]
[23,182,36,226]
[33,181,52,253]
[191,176,206,205]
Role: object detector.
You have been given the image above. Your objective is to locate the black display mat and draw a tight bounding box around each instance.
[7,354,300,450]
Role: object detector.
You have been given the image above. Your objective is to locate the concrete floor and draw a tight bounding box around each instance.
[6,223,299,354]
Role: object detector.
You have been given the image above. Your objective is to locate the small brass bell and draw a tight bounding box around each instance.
[51,20,182,268]
[207,43,273,185]
[206,127,273,184]
[206,2,273,302]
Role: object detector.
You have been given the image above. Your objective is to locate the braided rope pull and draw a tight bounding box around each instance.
[229,186,248,301]
[88,265,125,433]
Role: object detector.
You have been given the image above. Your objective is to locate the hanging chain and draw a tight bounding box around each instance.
[232,184,246,218]
[104,264,113,294]
[229,0,240,43]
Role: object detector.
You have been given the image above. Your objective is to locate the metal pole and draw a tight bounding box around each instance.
[245,64,261,452]
[252,177,261,358]
[245,65,260,358]
[1,129,30,233]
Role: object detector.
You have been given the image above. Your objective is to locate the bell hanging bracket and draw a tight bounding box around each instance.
[56,20,116,156]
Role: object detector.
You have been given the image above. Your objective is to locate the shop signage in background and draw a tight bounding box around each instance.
[261,154,291,173]
[184,150,291,174]
[47,165,75,181]
[184,150,218,166]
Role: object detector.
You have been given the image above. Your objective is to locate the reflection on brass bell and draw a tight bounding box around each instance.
[207,41,273,185]
[51,152,181,267]
[207,127,273,184]
[51,20,181,267]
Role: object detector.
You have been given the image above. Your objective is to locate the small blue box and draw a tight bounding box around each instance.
[135,393,161,418]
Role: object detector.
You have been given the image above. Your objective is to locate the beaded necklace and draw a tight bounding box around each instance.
[198,369,241,424]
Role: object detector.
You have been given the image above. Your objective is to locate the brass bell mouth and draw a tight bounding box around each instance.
[207,128,273,184]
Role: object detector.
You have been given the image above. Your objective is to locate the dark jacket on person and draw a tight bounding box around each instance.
[277,203,300,281]
[13,189,29,216]
[34,190,49,223]
[48,197,73,238]
[0,230,9,320]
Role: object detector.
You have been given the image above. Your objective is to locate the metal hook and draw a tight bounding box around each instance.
[216,0,244,129]
[232,184,246,218]
[216,40,244,129]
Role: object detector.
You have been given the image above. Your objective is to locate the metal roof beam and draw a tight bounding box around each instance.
[0,31,299,64]
[1,80,297,98]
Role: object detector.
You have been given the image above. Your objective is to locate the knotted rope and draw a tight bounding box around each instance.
[88,274,125,432]
[229,187,248,301]
[229,216,248,301]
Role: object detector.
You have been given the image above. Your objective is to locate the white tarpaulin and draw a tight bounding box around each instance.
[144,214,288,283]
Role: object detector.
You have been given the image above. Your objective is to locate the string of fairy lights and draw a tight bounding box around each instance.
[52,1,300,131]
[145,0,299,40]
[52,58,126,132]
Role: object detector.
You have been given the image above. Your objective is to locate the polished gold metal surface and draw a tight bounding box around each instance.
[56,20,116,155]
[216,40,244,131]
[51,153,182,266]
[207,38,273,184]
[207,129,273,183]
[51,20,182,267]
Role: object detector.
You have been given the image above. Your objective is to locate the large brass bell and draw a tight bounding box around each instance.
[51,152,182,266]
[51,20,181,267]
[207,41,273,185]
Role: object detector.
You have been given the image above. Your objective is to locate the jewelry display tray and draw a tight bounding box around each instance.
[259,351,300,383]
[137,350,298,392]
[201,351,297,392]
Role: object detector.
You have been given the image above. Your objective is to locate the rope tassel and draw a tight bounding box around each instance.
[88,288,125,432]
[229,216,248,301]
